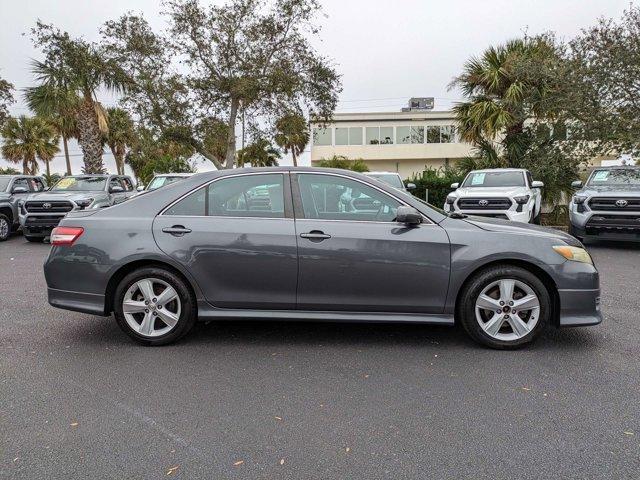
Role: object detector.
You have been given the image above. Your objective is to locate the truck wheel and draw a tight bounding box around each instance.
[0,214,10,241]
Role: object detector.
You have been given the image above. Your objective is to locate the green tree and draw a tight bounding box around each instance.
[274,113,309,167]
[0,73,14,127]
[1,115,60,175]
[105,108,135,175]
[102,0,341,169]
[139,155,195,185]
[317,155,369,172]
[30,22,128,174]
[0,166,20,175]
[237,138,281,167]
[24,84,79,175]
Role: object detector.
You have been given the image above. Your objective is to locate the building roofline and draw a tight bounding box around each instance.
[312,109,456,123]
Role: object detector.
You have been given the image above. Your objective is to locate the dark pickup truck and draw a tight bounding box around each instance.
[19,174,137,242]
[0,175,47,241]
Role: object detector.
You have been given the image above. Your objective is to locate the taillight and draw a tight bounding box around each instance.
[51,226,84,246]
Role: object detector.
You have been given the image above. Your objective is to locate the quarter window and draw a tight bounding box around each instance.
[297,174,401,222]
[165,174,286,218]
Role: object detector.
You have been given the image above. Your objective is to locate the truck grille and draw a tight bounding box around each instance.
[24,200,74,213]
[588,197,640,212]
[458,198,512,210]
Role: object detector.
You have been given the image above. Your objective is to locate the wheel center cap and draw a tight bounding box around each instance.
[502,306,511,313]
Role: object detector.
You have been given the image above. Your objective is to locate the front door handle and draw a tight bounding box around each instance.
[300,230,331,241]
[162,225,192,236]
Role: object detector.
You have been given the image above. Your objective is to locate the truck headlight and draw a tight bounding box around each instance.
[573,195,587,213]
[446,195,456,205]
[553,246,593,265]
[514,195,530,204]
[75,198,93,209]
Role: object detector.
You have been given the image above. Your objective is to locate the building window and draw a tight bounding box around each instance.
[313,127,332,146]
[366,127,380,144]
[410,126,424,144]
[335,127,349,145]
[380,127,394,144]
[349,127,363,145]
[441,125,456,143]
[396,126,411,144]
[426,126,441,143]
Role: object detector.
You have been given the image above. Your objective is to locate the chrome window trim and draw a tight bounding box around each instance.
[160,171,287,219]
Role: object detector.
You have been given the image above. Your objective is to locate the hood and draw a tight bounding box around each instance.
[463,215,581,246]
[453,186,528,198]
[24,191,106,202]
[578,184,640,197]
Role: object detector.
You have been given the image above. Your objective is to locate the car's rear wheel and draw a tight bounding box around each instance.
[0,214,10,241]
[114,267,197,345]
[458,265,550,349]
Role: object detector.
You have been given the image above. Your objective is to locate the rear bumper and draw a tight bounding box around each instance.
[48,287,107,316]
[558,288,602,327]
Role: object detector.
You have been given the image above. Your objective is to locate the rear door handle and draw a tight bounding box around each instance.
[300,230,331,241]
[162,226,192,236]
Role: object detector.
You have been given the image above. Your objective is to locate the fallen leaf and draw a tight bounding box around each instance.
[345,447,350,453]
[233,460,244,466]
[13,457,18,462]
[275,416,283,421]
[279,459,285,465]
[70,422,79,427]
[521,387,531,391]
[623,431,634,436]
[364,374,370,379]
[166,465,179,476]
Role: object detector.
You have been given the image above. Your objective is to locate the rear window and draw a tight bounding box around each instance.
[462,171,525,188]
[367,174,404,189]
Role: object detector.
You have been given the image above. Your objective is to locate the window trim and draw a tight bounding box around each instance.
[291,171,433,225]
[160,172,294,219]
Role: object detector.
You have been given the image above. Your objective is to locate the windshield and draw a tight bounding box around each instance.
[587,169,640,186]
[462,171,525,188]
[147,176,186,191]
[51,176,107,191]
[367,174,404,189]
[0,178,11,191]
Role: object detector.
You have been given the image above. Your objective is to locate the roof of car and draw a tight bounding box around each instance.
[152,173,194,177]
[593,165,639,169]
[365,171,401,175]
[468,168,527,173]
[0,174,41,178]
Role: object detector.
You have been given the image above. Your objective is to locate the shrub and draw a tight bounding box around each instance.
[406,165,465,207]
[317,155,369,172]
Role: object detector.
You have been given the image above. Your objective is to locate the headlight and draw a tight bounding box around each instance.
[572,195,587,204]
[18,200,25,208]
[446,195,456,205]
[514,195,530,204]
[553,245,593,265]
[75,198,93,208]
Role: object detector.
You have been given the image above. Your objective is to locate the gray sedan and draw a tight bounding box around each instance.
[43,167,602,349]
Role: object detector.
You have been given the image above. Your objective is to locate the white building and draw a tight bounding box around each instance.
[310,99,474,179]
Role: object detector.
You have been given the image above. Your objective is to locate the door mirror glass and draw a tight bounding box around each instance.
[11,186,28,194]
[405,183,416,191]
[395,206,423,225]
[531,181,544,188]
[450,182,459,189]
[109,185,124,193]
[136,185,145,192]
[571,180,583,189]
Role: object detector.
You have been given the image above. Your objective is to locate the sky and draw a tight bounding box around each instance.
[0,0,633,175]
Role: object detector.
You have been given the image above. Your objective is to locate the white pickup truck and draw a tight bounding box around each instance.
[444,168,544,223]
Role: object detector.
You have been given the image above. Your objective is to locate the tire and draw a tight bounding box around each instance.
[457,265,551,349]
[533,209,541,225]
[24,234,45,243]
[113,267,197,346]
[0,214,10,241]
[568,224,583,242]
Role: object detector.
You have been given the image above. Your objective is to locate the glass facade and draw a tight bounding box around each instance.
[315,125,458,146]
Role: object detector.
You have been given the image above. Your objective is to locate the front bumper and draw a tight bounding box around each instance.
[21,213,66,236]
[570,204,640,239]
[558,288,602,326]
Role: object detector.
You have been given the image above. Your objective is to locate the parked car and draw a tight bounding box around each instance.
[365,171,416,193]
[0,175,47,241]
[19,174,137,242]
[43,167,601,349]
[569,166,640,241]
[444,168,543,223]
[137,173,194,194]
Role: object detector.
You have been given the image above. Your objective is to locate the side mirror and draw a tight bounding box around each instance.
[396,206,423,226]
[136,185,144,192]
[571,180,583,189]
[405,183,416,191]
[109,186,124,193]
[450,182,459,189]
[531,181,544,188]
[11,186,29,194]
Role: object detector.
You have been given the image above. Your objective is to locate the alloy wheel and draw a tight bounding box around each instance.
[475,278,540,342]
[122,278,181,337]
[0,218,9,240]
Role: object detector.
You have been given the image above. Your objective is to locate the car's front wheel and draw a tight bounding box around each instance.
[113,267,197,345]
[458,265,550,349]
[0,214,10,241]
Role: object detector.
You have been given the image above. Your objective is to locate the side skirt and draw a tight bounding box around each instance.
[197,301,455,325]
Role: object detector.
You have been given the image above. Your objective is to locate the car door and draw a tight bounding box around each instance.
[153,172,298,309]
[292,172,451,314]
[108,177,128,204]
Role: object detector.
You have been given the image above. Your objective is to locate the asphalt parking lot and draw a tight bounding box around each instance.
[1,234,639,479]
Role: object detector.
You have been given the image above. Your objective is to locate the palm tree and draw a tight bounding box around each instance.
[30,31,128,174]
[274,113,309,167]
[105,108,135,175]
[24,84,79,175]
[1,115,60,175]
[237,138,280,167]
